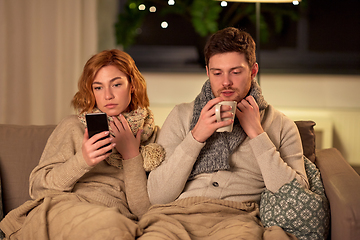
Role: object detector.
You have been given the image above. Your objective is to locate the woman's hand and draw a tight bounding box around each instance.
[235,96,264,139]
[82,128,115,167]
[110,114,142,160]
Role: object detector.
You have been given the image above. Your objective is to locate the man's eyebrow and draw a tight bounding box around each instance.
[209,66,244,71]
[92,77,123,85]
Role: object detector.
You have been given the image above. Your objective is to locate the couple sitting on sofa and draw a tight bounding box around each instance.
[0,27,329,240]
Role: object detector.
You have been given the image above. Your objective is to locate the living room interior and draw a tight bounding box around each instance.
[1,1,360,239]
[1,0,359,173]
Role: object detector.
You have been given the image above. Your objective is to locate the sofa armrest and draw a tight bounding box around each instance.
[315,148,360,240]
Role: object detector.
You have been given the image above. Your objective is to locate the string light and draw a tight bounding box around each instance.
[221,1,227,7]
[292,0,299,5]
[138,4,146,10]
[168,0,175,6]
[161,21,169,28]
[149,6,156,12]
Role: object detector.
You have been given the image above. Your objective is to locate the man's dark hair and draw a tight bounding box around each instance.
[204,27,256,68]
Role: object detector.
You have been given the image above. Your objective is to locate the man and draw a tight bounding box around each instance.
[138,27,309,239]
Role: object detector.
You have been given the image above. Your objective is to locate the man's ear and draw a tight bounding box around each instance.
[251,63,259,79]
[206,65,210,77]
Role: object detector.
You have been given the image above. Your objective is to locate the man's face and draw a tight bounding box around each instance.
[206,52,258,103]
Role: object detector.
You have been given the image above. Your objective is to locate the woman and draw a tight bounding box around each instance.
[0,49,164,240]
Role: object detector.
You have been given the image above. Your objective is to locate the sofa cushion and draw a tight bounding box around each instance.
[295,121,316,162]
[0,124,55,215]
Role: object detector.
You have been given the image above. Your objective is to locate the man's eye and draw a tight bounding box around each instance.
[232,71,241,75]
[213,72,221,76]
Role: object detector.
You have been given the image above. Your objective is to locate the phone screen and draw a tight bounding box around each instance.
[85,113,112,154]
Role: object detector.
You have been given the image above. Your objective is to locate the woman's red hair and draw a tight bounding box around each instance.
[72,49,149,113]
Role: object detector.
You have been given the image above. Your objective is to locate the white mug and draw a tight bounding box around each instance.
[215,101,237,132]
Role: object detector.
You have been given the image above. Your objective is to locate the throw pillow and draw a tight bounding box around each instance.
[295,121,316,162]
[260,156,330,240]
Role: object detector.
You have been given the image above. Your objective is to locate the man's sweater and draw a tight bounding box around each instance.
[148,102,309,205]
[29,115,154,219]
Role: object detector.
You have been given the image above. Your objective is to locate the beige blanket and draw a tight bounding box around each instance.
[137,197,297,240]
[0,193,140,240]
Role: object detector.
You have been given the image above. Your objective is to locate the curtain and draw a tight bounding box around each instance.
[0,0,98,125]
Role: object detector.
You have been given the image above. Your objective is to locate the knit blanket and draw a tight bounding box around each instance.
[137,196,297,240]
[0,193,140,239]
[78,107,165,171]
[189,79,268,178]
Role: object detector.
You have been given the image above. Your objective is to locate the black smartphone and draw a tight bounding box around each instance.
[85,113,112,154]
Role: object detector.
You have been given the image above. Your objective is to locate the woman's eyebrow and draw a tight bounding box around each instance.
[92,77,123,85]
[109,77,123,82]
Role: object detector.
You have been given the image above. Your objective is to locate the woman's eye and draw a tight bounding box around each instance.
[93,86,102,91]
[113,83,122,87]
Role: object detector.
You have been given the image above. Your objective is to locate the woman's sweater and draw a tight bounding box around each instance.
[147,102,309,205]
[29,115,156,219]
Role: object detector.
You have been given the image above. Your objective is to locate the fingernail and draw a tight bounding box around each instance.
[105,131,109,135]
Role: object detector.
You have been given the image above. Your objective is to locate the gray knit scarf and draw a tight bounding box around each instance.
[189,79,268,179]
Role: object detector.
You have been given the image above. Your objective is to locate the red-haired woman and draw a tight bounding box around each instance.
[0,49,164,239]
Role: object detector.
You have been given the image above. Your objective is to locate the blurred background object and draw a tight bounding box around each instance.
[1,0,359,169]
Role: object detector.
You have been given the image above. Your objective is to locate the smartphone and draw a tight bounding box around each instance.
[85,113,112,154]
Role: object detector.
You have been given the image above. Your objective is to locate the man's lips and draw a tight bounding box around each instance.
[221,90,235,97]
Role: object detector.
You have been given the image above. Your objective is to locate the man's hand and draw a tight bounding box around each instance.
[82,128,115,167]
[236,96,264,139]
[191,97,234,143]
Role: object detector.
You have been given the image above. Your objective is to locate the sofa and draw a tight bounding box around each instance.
[0,121,359,240]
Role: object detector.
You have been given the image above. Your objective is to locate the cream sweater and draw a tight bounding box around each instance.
[29,115,156,219]
[148,102,309,205]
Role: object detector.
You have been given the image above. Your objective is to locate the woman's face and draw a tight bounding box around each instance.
[92,65,133,116]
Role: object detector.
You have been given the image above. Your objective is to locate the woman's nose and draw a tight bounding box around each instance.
[105,88,114,100]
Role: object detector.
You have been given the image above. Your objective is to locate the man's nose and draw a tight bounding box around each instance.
[222,74,232,87]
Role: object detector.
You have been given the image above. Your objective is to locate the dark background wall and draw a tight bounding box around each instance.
[120,0,360,73]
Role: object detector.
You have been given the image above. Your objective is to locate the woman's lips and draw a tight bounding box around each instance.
[105,104,117,109]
